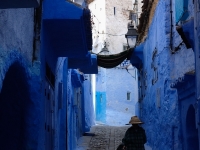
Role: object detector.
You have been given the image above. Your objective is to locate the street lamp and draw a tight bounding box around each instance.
[98,41,109,55]
[125,21,139,48]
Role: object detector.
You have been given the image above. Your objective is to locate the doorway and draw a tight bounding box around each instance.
[186,105,199,150]
[0,62,30,149]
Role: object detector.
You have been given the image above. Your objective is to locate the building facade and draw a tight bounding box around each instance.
[89,0,139,126]
[130,0,199,149]
[0,0,96,150]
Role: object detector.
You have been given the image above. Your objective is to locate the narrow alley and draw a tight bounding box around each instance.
[0,0,200,149]
[76,125,152,150]
[76,125,130,150]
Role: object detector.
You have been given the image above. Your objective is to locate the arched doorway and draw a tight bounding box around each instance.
[186,105,199,150]
[0,62,31,150]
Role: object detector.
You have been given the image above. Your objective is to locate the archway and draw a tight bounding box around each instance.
[0,62,31,150]
[186,105,199,150]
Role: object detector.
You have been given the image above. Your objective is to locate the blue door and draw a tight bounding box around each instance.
[96,92,106,123]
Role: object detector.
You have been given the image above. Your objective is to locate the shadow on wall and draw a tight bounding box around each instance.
[186,105,199,150]
[0,62,31,150]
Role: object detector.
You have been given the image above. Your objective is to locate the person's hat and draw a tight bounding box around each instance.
[129,116,143,124]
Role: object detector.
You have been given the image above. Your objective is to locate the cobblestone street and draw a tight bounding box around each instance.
[76,125,130,150]
[76,125,152,150]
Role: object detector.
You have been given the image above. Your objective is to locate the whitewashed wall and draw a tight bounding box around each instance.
[89,0,106,54]
[105,0,132,54]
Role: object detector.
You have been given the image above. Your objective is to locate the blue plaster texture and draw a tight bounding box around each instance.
[96,91,106,123]
[65,69,95,150]
[139,0,195,149]
[82,79,95,132]
[71,69,84,87]
[66,69,76,150]
[96,68,107,123]
[54,57,68,150]
[0,51,41,150]
[42,0,94,69]
[188,0,194,19]
[0,9,35,63]
[105,68,137,126]
[172,74,199,149]
[0,8,42,150]
[194,0,200,131]
[96,67,138,126]
[41,1,95,149]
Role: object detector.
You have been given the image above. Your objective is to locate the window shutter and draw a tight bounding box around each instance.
[175,0,184,23]
[175,0,189,23]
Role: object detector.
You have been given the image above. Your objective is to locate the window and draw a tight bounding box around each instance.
[175,0,189,24]
[127,92,131,100]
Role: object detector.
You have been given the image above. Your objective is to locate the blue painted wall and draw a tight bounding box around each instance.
[173,75,199,150]
[105,68,137,126]
[138,0,195,149]
[96,92,106,123]
[82,78,95,132]
[96,66,138,126]
[0,8,42,150]
[65,69,95,150]
[0,1,94,150]
[194,0,200,144]
[41,1,95,149]
[54,57,68,150]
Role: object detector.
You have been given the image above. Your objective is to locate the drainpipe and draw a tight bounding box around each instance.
[170,0,174,54]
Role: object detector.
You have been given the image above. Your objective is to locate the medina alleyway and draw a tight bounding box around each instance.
[76,125,152,150]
